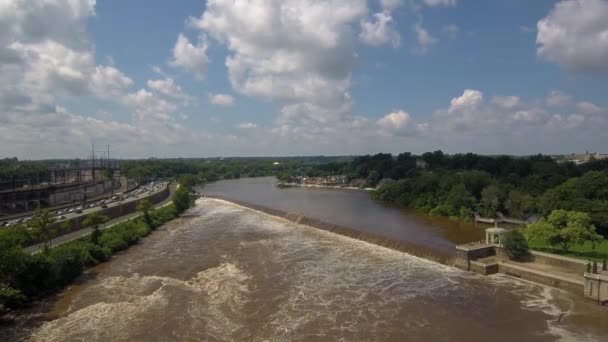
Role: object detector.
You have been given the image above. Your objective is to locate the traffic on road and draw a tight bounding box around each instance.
[0,181,169,228]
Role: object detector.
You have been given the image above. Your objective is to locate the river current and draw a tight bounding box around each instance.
[4,177,607,341]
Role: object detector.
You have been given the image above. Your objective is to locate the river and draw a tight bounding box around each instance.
[3,177,607,341]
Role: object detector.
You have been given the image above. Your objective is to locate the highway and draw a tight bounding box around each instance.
[25,182,176,254]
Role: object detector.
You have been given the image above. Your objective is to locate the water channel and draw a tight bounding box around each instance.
[4,177,607,341]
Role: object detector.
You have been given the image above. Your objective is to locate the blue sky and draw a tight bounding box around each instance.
[1,0,607,159]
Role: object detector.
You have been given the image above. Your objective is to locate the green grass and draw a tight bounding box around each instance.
[528,238,608,262]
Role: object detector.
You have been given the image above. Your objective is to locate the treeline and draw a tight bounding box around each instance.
[293,151,608,237]
[121,157,353,184]
[0,183,194,313]
[0,158,49,185]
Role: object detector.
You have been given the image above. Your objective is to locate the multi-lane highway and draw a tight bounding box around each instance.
[25,182,175,253]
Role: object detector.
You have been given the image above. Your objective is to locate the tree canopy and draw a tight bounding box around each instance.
[525,210,602,253]
[83,212,109,244]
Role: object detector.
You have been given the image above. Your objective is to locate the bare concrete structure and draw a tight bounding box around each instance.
[584,271,608,305]
[455,230,604,303]
[485,227,506,246]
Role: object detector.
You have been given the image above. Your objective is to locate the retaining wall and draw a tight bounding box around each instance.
[498,262,584,293]
[29,185,171,244]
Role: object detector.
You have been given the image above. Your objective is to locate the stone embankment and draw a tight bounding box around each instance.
[28,185,171,247]
[455,242,608,303]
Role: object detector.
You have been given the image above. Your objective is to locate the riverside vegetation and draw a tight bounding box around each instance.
[279,152,608,260]
[0,184,193,313]
[120,154,608,261]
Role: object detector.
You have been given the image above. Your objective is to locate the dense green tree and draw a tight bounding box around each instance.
[479,185,503,217]
[502,229,529,260]
[444,184,475,217]
[137,199,154,229]
[29,209,57,253]
[525,210,602,253]
[172,185,191,214]
[83,212,109,245]
[367,170,380,188]
[504,190,535,219]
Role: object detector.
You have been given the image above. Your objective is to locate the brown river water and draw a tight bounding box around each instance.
[3,177,607,341]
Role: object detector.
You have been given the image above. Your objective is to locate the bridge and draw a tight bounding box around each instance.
[474,212,538,226]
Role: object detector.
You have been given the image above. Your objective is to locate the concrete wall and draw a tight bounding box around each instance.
[495,248,588,274]
[32,185,171,244]
[498,263,584,293]
[584,273,608,304]
[469,260,498,275]
[454,245,496,271]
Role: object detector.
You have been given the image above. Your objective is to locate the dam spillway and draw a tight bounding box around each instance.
[2,197,604,341]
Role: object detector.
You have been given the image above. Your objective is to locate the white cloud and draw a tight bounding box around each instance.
[519,25,535,33]
[190,0,368,142]
[0,1,135,111]
[0,0,252,157]
[435,89,605,136]
[147,78,188,99]
[423,0,456,7]
[576,101,601,113]
[123,89,177,121]
[413,23,438,54]
[237,122,257,129]
[91,65,134,98]
[360,11,400,48]
[546,90,571,107]
[209,93,235,107]
[381,0,404,10]
[512,108,548,123]
[373,109,431,138]
[536,0,608,74]
[442,25,460,39]
[378,110,410,130]
[170,33,209,79]
[449,89,483,113]
[548,113,586,129]
[491,95,520,109]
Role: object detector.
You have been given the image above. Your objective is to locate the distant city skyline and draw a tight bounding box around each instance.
[1,0,607,159]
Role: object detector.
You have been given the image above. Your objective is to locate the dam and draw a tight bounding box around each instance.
[3,178,607,341]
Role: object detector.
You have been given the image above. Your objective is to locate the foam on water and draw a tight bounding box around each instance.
[21,198,606,341]
[29,262,252,342]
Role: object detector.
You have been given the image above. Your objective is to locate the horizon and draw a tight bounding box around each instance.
[6,150,605,162]
[1,0,607,159]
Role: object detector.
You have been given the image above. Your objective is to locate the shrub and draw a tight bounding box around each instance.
[48,245,86,287]
[0,285,25,310]
[100,232,128,253]
[15,253,53,297]
[0,195,180,312]
[88,244,112,263]
[502,229,529,261]
[593,261,598,274]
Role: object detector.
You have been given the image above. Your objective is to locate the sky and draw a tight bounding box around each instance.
[1,0,607,159]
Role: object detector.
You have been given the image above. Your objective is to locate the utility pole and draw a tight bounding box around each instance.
[108,144,114,195]
[91,139,96,182]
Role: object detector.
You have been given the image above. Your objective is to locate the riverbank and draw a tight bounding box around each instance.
[6,196,608,341]
[0,198,186,316]
[206,194,454,263]
[278,182,375,191]
[207,195,606,304]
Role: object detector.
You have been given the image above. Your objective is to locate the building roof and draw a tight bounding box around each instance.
[486,227,507,234]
